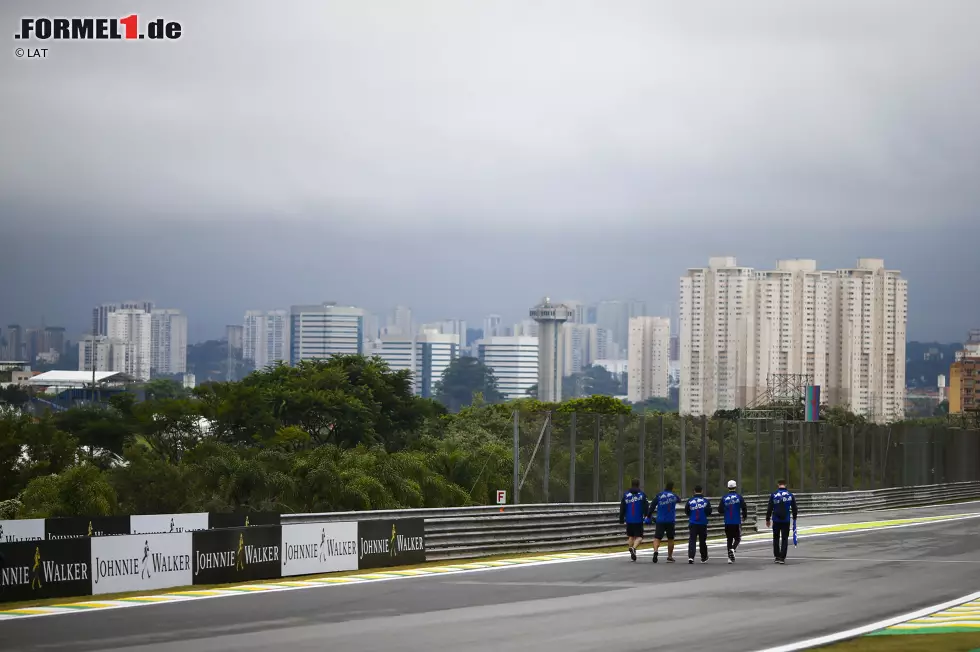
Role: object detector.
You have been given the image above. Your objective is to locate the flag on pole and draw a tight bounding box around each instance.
[793,519,798,547]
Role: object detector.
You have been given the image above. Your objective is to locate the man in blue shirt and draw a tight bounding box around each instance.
[766,479,799,564]
[647,481,680,563]
[720,480,748,564]
[684,485,712,564]
[619,478,649,562]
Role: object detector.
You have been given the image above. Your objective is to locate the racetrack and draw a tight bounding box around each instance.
[3,503,979,652]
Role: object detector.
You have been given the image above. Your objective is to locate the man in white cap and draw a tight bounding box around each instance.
[720,480,748,563]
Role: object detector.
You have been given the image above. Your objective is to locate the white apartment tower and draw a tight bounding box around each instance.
[680,257,755,416]
[478,336,539,400]
[107,309,152,381]
[289,303,365,364]
[529,298,573,403]
[150,309,188,375]
[679,257,907,423]
[627,316,671,403]
[78,335,111,372]
[243,310,289,370]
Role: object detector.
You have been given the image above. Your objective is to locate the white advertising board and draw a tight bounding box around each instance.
[0,518,45,543]
[91,532,193,595]
[130,513,209,535]
[281,522,358,577]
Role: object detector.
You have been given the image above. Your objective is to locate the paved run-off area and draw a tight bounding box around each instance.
[1,503,979,651]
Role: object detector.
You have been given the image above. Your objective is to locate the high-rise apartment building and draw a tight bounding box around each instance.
[44,327,66,356]
[483,314,503,339]
[107,309,152,381]
[243,310,289,370]
[478,336,539,400]
[226,325,244,355]
[289,303,365,364]
[92,301,153,336]
[79,335,111,372]
[4,325,23,361]
[627,316,671,403]
[389,306,413,337]
[949,330,980,415]
[679,257,907,423]
[150,309,188,375]
[376,330,460,398]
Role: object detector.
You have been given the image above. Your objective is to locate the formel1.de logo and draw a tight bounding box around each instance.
[15,15,182,41]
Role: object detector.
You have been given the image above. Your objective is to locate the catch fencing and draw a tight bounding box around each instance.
[509,411,980,505]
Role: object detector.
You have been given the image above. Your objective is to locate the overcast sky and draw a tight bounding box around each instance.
[1,0,978,342]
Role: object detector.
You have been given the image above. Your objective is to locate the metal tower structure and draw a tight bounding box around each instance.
[741,373,814,421]
[529,297,573,403]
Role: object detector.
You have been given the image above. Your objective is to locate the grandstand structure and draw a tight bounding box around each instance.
[740,373,813,422]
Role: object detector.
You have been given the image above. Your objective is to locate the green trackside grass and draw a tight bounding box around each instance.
[815,632,980,651]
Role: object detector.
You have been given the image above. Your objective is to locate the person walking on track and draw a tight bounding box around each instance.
[685,485,712,564]
[649,481,680,563]
[620,478,649,562]
[720,480,748,563]
[766,479,799,564]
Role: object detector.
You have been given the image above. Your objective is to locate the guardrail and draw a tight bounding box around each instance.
[284,481,980,561]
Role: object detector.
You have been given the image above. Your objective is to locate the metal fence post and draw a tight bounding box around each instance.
[755,420,761,495]
[838,426,843,491]
[770,421,776,489]
[871,428,877,490]
[659,414,665,490]
[680,417,687,498]
[569,412,576,503]
[639,411,646,491]
[513,409,520,504]
[848,425,855,489]
[782,421,790,484]
[617,414,625,496]
[736,419,743,491]
[700,415,708,489]
[719,419,726,496]
[543,410,552,502]
[593,414,601,502]
[799,421,805,492]
[811,422,818,491]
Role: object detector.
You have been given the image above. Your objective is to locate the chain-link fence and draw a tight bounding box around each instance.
[508,411,980,503]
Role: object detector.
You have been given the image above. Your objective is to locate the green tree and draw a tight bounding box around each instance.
[933,399,949,417]
[143,378,190,401]
[434,357,503,412]
[19,464,118,517]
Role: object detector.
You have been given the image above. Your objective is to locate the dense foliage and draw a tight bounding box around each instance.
[1,354,973,518]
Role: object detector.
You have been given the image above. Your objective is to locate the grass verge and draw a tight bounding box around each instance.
[814,632,980,651]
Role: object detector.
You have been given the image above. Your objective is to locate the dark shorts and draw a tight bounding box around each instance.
[654,522,676,540]
[625,522,644,538]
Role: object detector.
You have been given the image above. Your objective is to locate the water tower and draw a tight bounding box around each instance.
[529,297,573,402]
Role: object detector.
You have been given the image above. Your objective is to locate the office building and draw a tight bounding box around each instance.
[289,303,365,364]
[107,309,152,381]
[627,316,670,403]
[377,330,460,398]
[243,310,289,370]
[679,257,907,423]
[478,336,539,400]
[78,335,111,372]
[4,324,23,361]
[389,306,413,337]
[483,314,503,339]
[150,309,188,375]
[530,298,573,402]
[44,327,66,356]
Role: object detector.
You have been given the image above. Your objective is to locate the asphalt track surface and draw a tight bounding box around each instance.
[3,503,980,652]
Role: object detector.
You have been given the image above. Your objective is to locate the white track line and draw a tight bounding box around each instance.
[753,590,980,652]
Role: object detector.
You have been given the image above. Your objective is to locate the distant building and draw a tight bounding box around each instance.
[4,325,23,361]
[243,310,289,370]
[478,336,539,400]
[679,257,907,422]
[44,326,66,356]
[483,314,503,338]
[226,325,244,355]
[108,309,152,381]
[79,335,111,372]
[150,309,188,375]
[376,329,460,398]
[289,303,365,364]
[92,301,153,336]
[949,330,980,415]
[390,306,414,337]
[627,316,670,403]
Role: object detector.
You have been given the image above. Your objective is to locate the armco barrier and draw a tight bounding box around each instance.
[284,481,980,561]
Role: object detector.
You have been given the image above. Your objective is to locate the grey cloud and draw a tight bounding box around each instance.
[0,1,978,340]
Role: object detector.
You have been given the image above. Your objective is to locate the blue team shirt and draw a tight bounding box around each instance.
[621,490,648,524]
[687,495,711,526]
[720,491,745,525]
[653,491,680,523]
[769,488,796,523]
